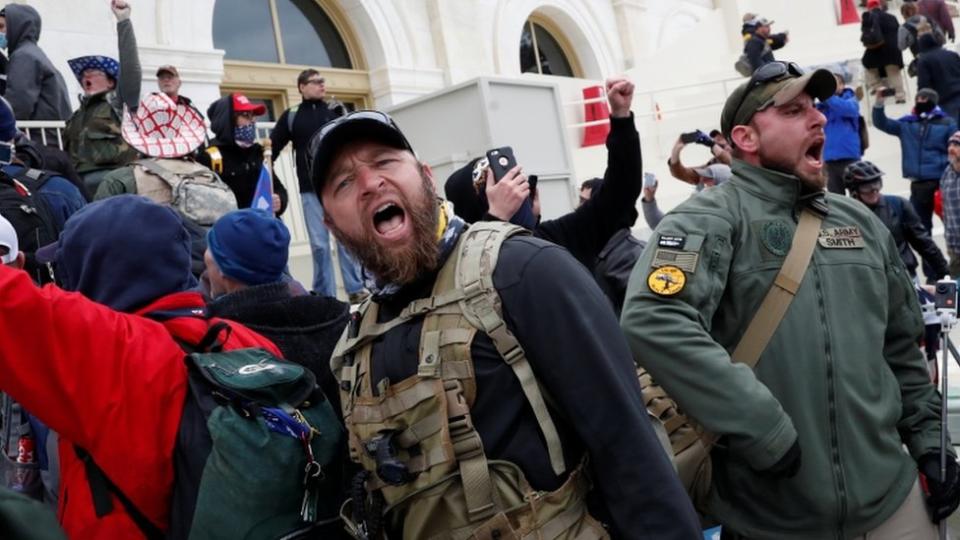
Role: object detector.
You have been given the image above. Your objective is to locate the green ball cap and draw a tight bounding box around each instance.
[720,68,837,139]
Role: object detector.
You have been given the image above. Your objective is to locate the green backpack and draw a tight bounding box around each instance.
[78,322,345,540]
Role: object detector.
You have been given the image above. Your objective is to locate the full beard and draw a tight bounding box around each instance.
[329,175,441,286]
[759,148,826,191]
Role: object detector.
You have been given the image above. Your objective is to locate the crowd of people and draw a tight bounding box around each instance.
[0,1,959,540]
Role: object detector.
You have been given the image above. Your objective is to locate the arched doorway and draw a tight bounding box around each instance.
[213,0,371,118]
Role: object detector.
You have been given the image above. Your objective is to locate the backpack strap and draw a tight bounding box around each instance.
[73,314,232,540]
[74,446,164,540]
[8,167,52,192]
[287,105,299,133]
[453,222,567,478]
[730,207,824,366]
[205,147,223,175]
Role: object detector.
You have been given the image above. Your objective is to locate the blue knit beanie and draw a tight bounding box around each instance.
[0,97,17,142]
[207,209,290,286]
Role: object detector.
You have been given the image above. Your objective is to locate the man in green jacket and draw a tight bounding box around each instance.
[621,60,960,539]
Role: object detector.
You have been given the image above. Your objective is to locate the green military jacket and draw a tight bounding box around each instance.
[621,160,950,539]
[63,91,138,174]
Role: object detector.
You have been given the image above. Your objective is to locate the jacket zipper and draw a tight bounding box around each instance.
[920,122,930,179]
[813,262,848,537]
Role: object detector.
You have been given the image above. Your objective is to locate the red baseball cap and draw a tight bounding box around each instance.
[232,93,266,116]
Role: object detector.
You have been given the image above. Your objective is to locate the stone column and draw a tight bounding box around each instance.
[612,0,650,69]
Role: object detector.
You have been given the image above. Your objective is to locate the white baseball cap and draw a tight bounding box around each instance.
[0,215,17,264]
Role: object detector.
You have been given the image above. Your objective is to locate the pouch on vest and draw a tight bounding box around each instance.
[133,158,238,226]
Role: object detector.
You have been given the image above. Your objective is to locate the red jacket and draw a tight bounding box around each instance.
[0,265,280,539]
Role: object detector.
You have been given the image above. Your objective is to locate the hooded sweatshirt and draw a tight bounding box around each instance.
[53,195,198,312]
[197,95,289,215]
[917,33,960,108]
[3,4,71,121]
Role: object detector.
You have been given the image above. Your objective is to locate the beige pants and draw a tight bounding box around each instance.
[865,65,906,100]
[853,480,939,540]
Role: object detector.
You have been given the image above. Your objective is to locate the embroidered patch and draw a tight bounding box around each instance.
[819,226,865,248]
[647,265,686,296]
[652,249,699,273]
[658,235,686,249]
[761,221,792,257]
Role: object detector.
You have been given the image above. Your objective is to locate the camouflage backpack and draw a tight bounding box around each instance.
[132,158,238,227]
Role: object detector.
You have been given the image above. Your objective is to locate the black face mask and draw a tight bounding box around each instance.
[916,101,936,114]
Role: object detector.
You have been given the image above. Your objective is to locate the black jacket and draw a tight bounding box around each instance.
[862,9,904,69]
[205,281,349,419]
[870,194,949,278]
[744,32,787,73]
[534,115,642,270]
[366,232,700,539]
[270,99,344,193]
[592,228,646,316]
[446,115,643,272]
[198,95,289,215]
[917,34,960,105]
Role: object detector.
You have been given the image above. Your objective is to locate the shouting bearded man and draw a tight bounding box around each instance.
[621,61,960,539]
[306,80,700,539]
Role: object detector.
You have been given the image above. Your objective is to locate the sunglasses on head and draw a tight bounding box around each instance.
[307,110,406,175]
[731,61,806,124]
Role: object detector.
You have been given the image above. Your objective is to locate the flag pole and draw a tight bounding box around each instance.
[262,138,275,213]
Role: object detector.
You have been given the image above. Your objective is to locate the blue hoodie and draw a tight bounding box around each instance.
[817,88,862,162]
[49,195,197,312]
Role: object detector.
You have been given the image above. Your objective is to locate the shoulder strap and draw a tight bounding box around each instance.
[204,147,223,175]
[453,222,567,477]
[730,208,824,367]
[74,446,165,540]
[287,105,299,133]
[10,168,52,191]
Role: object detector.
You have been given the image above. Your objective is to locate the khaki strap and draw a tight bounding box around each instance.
[457,224,567,477]
[446,381,497,522]
[419,330,442,378]
[731,208,824,366]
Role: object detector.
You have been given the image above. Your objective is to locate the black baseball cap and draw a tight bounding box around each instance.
[307,110,415,194]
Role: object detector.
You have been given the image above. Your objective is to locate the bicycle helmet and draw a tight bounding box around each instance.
[842,160,884,188]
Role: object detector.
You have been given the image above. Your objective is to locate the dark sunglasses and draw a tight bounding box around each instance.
[731,61,806,123]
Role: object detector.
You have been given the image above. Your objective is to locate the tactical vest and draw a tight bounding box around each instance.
[64,92,138,174]
[331,222,607,540]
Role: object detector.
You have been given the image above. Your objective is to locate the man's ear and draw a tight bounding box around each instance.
[420,162,434,183]
[730,124,760,155]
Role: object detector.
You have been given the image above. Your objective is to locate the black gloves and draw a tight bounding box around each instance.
[919,453,960,522]
[759,439,802,479]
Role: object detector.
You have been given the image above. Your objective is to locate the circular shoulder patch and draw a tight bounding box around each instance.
[761,221,793,257]
[647,265,686,296]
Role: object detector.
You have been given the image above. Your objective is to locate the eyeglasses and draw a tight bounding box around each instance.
[305,78,325,86]
[730,61,805,125]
